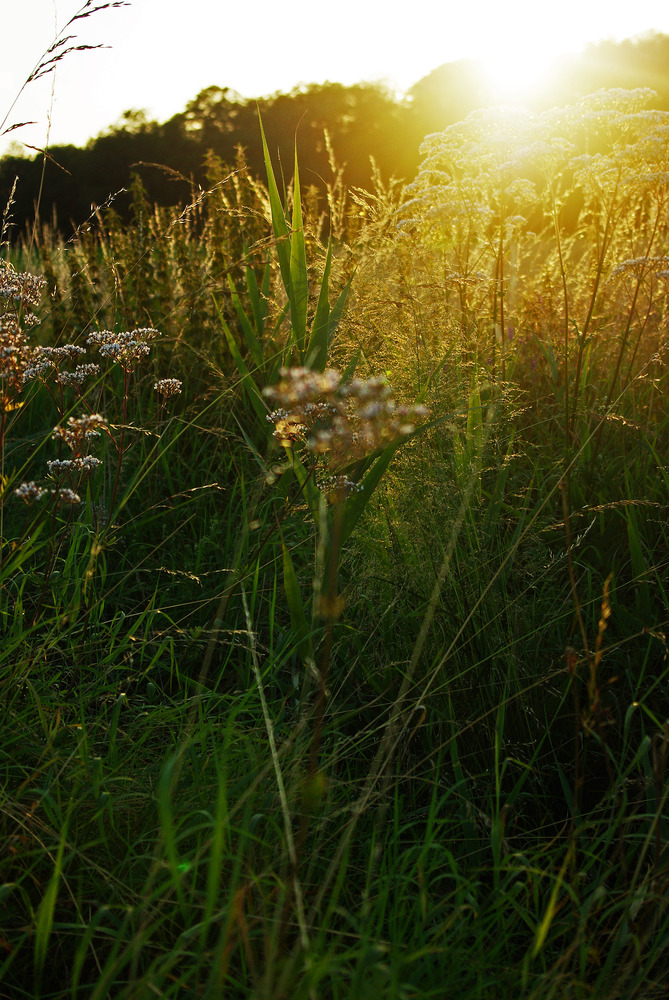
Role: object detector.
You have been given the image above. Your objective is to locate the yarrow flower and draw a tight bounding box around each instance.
[14,481,48,503]
[47,456,102,475]
[51,488,81,505]
[153,378,182,397]
[263,367,429,494]
[0,263,46,396]
[56,363,101,386]
[87,328,160,371]
[52,413,108,450]
[0,261,46,310]
[22,344,89,383]
[13,482,81,505]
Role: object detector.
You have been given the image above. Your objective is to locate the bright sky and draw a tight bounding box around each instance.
[2,0,669,156]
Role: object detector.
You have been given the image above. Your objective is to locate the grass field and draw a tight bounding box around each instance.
[1,84,669,999]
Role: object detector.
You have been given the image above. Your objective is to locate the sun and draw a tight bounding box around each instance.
[476,44,559,103]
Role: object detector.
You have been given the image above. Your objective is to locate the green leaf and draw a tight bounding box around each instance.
[532,849,572,956]
[214,294,268,424]
[289,149,308,358]
[284,449,321,527]
[341,441,401,544]
[228,275,264,369]
[282,539,314,664]
[341,348,361,383]
[34,813,70,979]
[327,276,352,348]
[244,251,270,336]
[306,240,334,371]
[259,114,291,292]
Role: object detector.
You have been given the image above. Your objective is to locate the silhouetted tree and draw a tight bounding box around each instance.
[2,34,669,238]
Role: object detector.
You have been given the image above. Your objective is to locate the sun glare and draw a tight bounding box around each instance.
[477,46,559,102]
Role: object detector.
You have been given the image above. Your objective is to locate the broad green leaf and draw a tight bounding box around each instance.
[326,277,353,360]
[284,448,321,527]
[307,249,353,371]
[339,410,456,544]
[341,348,361,383]
[341,441,401,544]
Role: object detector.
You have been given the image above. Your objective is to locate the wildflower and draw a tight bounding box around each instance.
[87,328,160,371]
[22,345,91,383]
[51,488,81,505]
[154,378,182,397]
[264,367,429,475]
[52,413,108,450]
[14,481,47,503]
[47,456,102,474]
[0,261,46,310]
[56,363,101,386]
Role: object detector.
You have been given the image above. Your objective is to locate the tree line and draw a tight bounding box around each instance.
[2,31,669,238]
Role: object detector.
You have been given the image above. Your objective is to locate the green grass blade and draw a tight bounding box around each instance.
[228,274,264,369]
[244,253,270,338]
[289,149,308,358]
[306,240,334,371]
[34,813,70,985]
[281,538,315,664]
[214,294,268,424]
[259,114,291,289]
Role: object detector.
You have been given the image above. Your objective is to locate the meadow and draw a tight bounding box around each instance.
[1,80,669,999]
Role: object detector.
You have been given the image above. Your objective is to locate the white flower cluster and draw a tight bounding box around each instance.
[14,482,81,505]
[15,413,106,506]
[47,456,102,475]
[87,328,160,371]
[14,481,48,502]
[263,367,428,490]
[56,363,101,386]
[52,413,108,449]
[0,261,46,310]
[153,378,182,397]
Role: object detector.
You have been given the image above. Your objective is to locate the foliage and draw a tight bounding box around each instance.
[1,86,669,1000]
[4,33,669,238]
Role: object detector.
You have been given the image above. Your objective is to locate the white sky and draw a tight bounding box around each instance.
[2,0,669,156]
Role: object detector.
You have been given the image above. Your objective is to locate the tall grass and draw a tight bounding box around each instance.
[1,67,668,1000]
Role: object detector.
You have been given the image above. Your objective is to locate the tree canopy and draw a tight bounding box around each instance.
[2,32,669,238]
